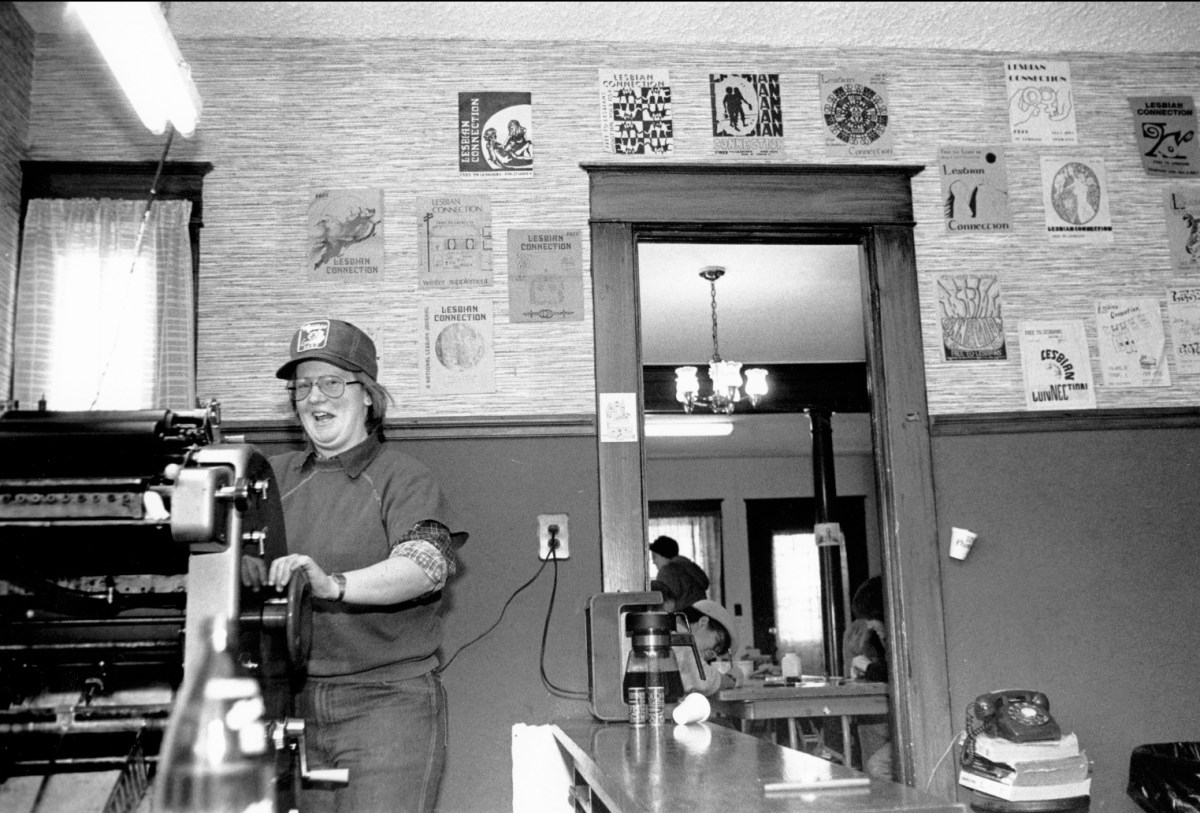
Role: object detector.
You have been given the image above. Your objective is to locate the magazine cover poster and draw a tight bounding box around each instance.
[416,194,493,288]
[1163,186,1200,269]
[1006,60,1076,144]
[459,92,532,176]
[935,274,1007,360]
[1094,298,1170,387]
[598,69,673,156]
[709,73,784,157]
[1040,156,1113,243]
[307,188,384,281]
[1019,320,1096,410]
[507,229,584,323]
[938,146,1012,233]
[1129,95,1198,177]
[818,69,894,158]
[420,298,495,395]
[1166,285,1200,374]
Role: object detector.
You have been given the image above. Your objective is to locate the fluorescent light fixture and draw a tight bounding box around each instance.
[72,2,203,137]
[644,419,734,438]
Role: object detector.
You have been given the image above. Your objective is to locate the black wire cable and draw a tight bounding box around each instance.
[438,554,550,673]
[539,547,588,699]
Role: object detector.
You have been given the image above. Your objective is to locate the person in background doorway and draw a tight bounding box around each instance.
[675,599,742,696]
[649,535,710,612]
[842,575,892,779]
[243,317,464,813]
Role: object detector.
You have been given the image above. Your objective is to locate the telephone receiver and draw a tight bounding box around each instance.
[971,689,1061,742]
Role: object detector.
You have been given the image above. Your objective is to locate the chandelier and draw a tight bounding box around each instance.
[674,266,768,414]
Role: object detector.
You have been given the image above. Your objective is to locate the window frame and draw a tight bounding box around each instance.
[17,161,212,391]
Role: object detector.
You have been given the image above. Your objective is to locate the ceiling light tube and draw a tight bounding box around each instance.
[73,2,203,137]
[645,420,734,438]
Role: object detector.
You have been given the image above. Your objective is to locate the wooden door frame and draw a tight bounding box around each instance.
[584,163,955,795]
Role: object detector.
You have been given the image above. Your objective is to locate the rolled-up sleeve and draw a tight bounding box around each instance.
[389,519,456,591]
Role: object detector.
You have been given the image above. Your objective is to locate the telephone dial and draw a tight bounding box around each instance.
[971,689,1061,743]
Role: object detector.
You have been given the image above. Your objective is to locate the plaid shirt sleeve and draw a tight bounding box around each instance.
[389,519,457,592]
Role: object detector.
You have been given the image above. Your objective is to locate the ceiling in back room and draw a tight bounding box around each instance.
[13,2,1200,53]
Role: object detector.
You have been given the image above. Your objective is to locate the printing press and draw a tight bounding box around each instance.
[0,404,338,810]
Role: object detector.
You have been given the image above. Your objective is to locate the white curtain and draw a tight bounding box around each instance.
[13,198,194,410]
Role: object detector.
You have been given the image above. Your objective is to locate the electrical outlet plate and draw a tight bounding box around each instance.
[538,513,569,560]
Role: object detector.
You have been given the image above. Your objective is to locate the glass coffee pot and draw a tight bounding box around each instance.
[622,610,706,706]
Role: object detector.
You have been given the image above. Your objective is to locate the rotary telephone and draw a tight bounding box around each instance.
[971,689,1061,742]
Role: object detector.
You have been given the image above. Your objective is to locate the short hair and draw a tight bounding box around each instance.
[851,575,885,622]
[649,535,679,558]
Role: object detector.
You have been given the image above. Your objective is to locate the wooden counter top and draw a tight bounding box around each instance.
[553,719,964,813]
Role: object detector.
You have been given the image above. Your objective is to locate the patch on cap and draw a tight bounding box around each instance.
[296,320,331,353]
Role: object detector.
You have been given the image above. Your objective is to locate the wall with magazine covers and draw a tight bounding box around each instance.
[18,37,1200,421]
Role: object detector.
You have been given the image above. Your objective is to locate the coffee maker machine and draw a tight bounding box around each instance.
[585,591,705,721]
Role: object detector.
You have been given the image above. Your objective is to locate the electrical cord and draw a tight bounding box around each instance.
[539,547,588,699]
[438,552,551,673]
[926,729,965,793]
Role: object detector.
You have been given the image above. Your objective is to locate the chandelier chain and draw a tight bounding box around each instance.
[709,277,721,362]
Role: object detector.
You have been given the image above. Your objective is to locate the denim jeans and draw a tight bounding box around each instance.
[296,671,448,813]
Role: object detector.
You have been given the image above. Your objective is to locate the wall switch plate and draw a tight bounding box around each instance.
[538,513,569,560]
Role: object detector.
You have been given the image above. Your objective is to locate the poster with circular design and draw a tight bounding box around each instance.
[819,69,895,157]
[421,299,496,394]
[1039,156,1113,242]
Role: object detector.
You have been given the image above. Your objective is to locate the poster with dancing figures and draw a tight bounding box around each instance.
[935,274,1007,361]
[416,194,493,289]
[1094,298,1170,388]
[818,68,894,158]
[458,92,532,176]
[1019,320,1096,411]
[307,188,384,281]
[1129,96,1198,177]
[1040,156,1113,243]
[709,73,784,157]
[507,229,584,323]
[938,146,1012,233]
[420,298,495,395]
[1006,60,1077,144]
[1163,186,1200,269]
[597,69,673,155]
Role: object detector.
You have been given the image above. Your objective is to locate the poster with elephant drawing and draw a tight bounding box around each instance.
[935,273,1007,361]
[307,188,384,281]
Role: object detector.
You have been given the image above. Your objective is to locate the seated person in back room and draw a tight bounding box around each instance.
[674,599,743,697]
[649,535,710,612]
[842,575,892,779]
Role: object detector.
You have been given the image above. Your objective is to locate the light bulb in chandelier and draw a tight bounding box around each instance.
[673,266,768,414]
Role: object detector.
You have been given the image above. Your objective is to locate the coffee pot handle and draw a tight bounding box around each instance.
[670,614,706,681]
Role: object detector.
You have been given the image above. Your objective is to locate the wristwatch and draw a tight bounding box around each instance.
[331,573,347,602]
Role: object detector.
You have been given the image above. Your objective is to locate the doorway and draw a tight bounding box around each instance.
[584,162,954,794]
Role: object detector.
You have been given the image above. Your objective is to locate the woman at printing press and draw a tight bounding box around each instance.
[242,317,461,813]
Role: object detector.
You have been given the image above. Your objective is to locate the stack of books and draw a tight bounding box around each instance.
[959,731,1091,802]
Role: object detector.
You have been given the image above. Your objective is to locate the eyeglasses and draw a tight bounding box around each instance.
[287,376,363,401]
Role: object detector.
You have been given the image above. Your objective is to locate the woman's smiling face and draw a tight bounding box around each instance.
[293,359,371,458]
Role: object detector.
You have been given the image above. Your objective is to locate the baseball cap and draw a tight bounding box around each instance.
[276,318,378,380]
[691,599,738,662]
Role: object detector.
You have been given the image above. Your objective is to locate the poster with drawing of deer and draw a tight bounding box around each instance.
[307,188,384,281]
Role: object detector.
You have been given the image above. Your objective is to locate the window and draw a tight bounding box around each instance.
[11,161,210,411]
[771,531,825,674]
[648,499,723,605]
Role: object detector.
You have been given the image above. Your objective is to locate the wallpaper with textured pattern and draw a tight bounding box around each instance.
[19,37,1200,419]
[0,4,33,401]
